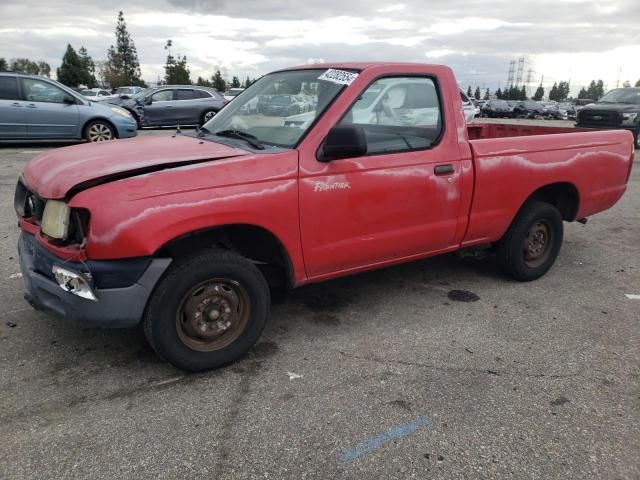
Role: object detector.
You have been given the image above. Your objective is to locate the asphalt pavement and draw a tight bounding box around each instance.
[0,122,638,479]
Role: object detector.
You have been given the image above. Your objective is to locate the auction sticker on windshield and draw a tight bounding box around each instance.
[318,69,359,85]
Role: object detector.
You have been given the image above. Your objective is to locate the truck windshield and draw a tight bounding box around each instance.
[599,88,640,105]
[201,69,350,148]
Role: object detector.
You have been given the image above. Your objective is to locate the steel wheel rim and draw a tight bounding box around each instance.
[204,111,216,122]
[523,221,553,268]
[88,123,113,141]
[176,278,250,352]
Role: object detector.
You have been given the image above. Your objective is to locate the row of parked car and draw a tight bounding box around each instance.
[475,99,578,120]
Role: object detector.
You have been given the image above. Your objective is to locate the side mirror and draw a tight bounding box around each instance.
[120,94,131,100]
[144,96,152,106]
[319,125,367,162]
[63,94,76,104]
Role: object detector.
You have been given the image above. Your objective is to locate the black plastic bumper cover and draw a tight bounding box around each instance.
[18,232,171,328]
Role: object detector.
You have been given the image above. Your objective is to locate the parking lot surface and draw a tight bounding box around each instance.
[1,122,638,479]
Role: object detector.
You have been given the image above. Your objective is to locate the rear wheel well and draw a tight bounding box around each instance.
[156,225,294,291]
[526,182,579,221]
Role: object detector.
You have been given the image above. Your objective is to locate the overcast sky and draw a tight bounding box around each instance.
[1,0,639,94]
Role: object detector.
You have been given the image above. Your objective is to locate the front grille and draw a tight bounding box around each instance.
[578,110,620,127]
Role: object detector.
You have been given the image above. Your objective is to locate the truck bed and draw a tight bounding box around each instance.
[467,122,589,140]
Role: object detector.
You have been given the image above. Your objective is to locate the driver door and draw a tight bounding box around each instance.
[299,76,463,277]
[143,89,176,126]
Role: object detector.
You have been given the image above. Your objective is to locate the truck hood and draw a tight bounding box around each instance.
[23,135,250,199]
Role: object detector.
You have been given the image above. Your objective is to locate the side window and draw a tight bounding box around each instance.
[0,76,19,100]
[338,76,442,154]
[151,89,174,102]
[192,89,212,99]
[21,78,67,104]
[177,89,206,100]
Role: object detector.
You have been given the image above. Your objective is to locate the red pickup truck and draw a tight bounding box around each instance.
[15,63,634,371]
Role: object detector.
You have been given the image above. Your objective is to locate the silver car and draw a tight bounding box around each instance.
[107,85,227,128]
[0,72,137,141]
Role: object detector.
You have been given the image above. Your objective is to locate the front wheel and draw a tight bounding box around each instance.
[497,201,563,281]
[143,249,270,372]
[84,120,115,142]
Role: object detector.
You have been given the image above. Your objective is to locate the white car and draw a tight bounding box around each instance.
[81,88,113,102]
[459,91,477,123]
[224,88,244,102]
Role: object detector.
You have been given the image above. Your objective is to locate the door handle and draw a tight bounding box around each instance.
[434,164,454,176]
[11,102,22,107]
[26,104,36,108]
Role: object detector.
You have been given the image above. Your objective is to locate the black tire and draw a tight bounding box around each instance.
[201,110,217,126]
[497,201,563,282]
[84,120,116,142]
[143,249,270,372]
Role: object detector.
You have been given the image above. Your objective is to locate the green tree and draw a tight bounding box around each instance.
[577,87,589,99]
[244,76,251,88]
[10,58,40,74]
[474,86,481,100]
[519,85,527,100]
[622,80,631,88]
[0,58,8,71]
[231,76,241,88]
[211,70,226,92]
[532,84,544,101]
[104,11,145,88]
[78,47,97,87]
[56,44,85,87]
[484,88,490,100]
[635,79,640,87]
[37,61,51,77]
[557,81,570,101]
[466,85,472,97]
[495,87,502,99]
[163,40,191,84]
[196,76,212,87]
[548,82,559,101]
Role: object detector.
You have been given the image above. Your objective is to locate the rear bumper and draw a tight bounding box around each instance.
[18,232,170,327]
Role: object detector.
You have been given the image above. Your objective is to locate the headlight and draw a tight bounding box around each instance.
[41,200,70,239]
[110,106,132,118]
[621,113,638,125]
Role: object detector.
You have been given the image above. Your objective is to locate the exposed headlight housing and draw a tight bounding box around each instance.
[621,112,638,126]
[110,106,132,118]
[52,265,97,301]
[41,200,70,239]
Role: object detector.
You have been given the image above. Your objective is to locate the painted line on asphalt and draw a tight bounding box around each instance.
[340,415,431,462]
[624,294,640,300]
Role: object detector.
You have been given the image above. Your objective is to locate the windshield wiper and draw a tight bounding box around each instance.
[214,129,265,150]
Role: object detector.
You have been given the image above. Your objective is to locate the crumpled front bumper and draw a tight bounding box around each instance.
[18,232,170,328]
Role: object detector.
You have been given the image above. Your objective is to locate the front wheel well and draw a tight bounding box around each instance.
[156,225,295,291]
[82,117,118,139]
[526,182,580,221]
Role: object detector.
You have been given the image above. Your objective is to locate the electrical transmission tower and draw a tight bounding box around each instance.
[515,57,525,88]
[506,60,516,90]
[525,68,535,97]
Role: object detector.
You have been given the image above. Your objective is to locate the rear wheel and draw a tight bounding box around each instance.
[84,120,115,142]
[497,201,563,281]
[201,110,217,125]
[143,249,270,372]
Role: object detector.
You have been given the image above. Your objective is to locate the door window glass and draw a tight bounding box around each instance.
[0,76,19,100]
[176,89,198,100]
[338,76,442,154]
[21,78,67,103]
[192,89,212,99]
[151,90,174,102]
